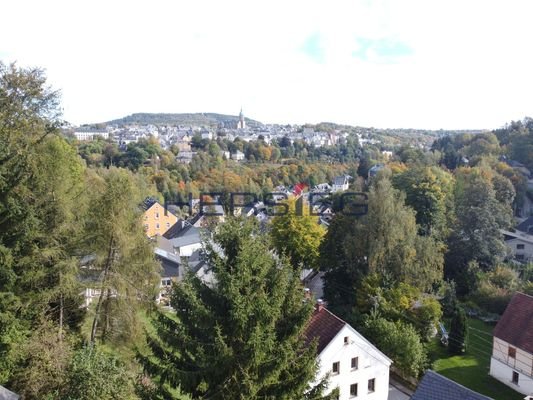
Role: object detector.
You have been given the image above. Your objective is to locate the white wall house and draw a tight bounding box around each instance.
[304,304,392,400]
[74,130,109,141]
[502,230,533,263]
[489,292,533,396]
[332,175,350,193]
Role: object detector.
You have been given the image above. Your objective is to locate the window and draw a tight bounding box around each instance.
[332,361,340,375]
[516,254,525,260]
[367,378,375,393]
[344,336,349,345]
[161,278,172,287]
[350,383,358,397]
[351,357,359,370]
[156,223,160,229]
[517,244,525,249]
[508,347,516,358]
[512,371,519,384]
[166,222,171,228]
[155,212,159,219]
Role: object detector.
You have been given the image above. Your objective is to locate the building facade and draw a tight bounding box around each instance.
[142,199,178,238]
[304,304,391,400]
[489,292,533,396]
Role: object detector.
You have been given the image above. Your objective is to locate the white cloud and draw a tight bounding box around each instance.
[1,0,532,129]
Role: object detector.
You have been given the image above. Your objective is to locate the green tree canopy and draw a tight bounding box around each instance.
[270,197,325,270]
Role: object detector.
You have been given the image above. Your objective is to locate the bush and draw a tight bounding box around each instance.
[471,265,519,314]
[363,316,427,378]
[63,346,134,400]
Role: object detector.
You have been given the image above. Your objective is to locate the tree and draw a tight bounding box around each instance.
[141,218,328,399]
[321,177,444,317]
[445,167,512,293]
[0,62,86,382]
[270,197,325,270]
[363,316,427,378]
[85,168,159,344]
[448,305,467,355]
[392,166,454,238]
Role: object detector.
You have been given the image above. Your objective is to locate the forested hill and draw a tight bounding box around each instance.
[103,112,261,127]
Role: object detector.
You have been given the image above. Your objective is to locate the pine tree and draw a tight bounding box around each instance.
[141,218,328,399]
[448,305,467,355]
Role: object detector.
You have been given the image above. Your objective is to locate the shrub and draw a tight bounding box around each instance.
[363,316,427,378]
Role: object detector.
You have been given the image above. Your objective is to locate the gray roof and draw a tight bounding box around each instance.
[517,216,533,234]
[169,225,202,248]
[411,370,493,400]
[0,385,19,400]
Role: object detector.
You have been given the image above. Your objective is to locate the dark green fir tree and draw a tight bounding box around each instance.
[140,217,336,400]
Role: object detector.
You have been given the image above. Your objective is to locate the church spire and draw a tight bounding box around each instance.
[238,107,245,129]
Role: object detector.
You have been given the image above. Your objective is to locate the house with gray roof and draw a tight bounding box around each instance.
[411,370,492,400]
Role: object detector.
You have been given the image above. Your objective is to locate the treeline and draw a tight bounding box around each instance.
[74,135,364,206]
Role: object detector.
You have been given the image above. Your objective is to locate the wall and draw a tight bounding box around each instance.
[490,337,533,395]
[143,202,178,238]
[505,237,533,262]
[313,325,390,400]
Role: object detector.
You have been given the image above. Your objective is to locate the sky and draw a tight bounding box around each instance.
[2,0,533,129]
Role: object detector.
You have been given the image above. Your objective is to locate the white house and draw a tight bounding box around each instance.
[501,229,533,263]
[231,150,245,161]
[73,129,109,141]
[304,303,391,400]
[489,292,533,396]
[332,175,351,193]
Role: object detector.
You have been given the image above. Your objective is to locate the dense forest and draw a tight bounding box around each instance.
[1,62,532,399]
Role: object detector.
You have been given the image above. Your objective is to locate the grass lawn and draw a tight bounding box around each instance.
[428,318,523,400]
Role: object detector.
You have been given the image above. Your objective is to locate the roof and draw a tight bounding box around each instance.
[333,175,349,186]
[411,370,492,400]
[141,197,158,211]
[163,219,186,239]
[303,305,346,354]
[169,225,202,248]
[493,292,533,354]
[303,305,391,364]
[501,229,533,245]
[0,385,20,400]
[517,216,533,234]
[158,256,180,278]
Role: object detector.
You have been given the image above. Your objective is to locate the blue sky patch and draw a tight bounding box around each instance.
[352,37,413,62]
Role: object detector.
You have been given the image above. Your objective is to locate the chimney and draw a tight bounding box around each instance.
[315,299,324,312]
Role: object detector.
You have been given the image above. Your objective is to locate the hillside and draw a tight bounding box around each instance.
[103,112,262,128]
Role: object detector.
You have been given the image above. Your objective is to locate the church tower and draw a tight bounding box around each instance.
[238,107,246,129]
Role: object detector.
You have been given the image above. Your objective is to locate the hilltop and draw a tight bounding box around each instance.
[102,112,261,128]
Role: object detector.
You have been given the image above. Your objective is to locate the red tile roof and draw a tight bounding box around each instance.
[304,305,347,354]
[493,292,533,354]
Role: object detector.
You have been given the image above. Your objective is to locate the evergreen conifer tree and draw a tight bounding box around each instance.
[141,218,334,399]
[448,305,467,355]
